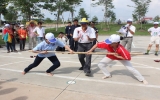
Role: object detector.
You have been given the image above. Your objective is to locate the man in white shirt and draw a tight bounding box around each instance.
[73,18,96,76]
[33,22,45,44]
[145,22,160,56]
[121,19,136,52]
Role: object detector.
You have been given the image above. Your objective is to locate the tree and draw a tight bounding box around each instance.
[4,6,18,22]
[131,0,151,29]
[110,12,116,23]
[132,14,138,22]
[9,0,42,21]
[77,8,89,20]
[95,0,114,29]
[39,0,82,31]
[92,16,98,22]
[0,0,8,26]
[153,15,160,22]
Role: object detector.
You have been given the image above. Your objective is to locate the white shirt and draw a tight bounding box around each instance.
[33,27,45,37]
[125,25,136,37]
[73,26,96,43]
[148,27,160,36]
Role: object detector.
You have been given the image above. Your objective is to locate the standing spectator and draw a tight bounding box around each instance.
[89,21,98,46]
[33,22,45,44]
[70,19,81,51]
[10,24,17,52]
[3,24,13,53]
[15,24,20,43]
[27,21,37,50]
[65,22,72,44]
[73,18,96,76]
[121,19,136,52]
[18,25,28,51]
[144,22,160,56]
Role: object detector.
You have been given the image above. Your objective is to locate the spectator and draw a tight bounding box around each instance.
[65,22,72,44]
[18,25,28,51]
[27,20,37,50]
[70,19,81,51]
[56,32,68,51]
[33,22,45,44]
[10,24,18,52]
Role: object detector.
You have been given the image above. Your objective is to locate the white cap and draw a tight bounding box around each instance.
[5,24,10,27]
[20,24,24,27]
[154,22,159,25]
[127,19,133,22]
[45,33,57,43]
[105,34,120,44]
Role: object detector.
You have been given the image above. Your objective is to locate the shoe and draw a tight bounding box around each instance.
[79,67,83,70]
[102,75,112,79]
[85,72,91,76]
[144,53,149,55]
[7,51,10,53]
[155,53,158,56]
[11,50,13,52]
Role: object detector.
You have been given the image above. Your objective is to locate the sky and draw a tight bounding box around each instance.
[2,0,160,22]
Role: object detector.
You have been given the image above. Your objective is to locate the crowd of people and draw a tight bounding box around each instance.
[2,17,160,84]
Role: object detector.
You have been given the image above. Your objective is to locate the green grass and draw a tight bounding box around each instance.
[0,35,5,45]
[45,23,153,36]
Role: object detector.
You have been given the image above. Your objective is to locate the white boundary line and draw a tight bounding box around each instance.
[0,60,30,67]
[0,67,160,89]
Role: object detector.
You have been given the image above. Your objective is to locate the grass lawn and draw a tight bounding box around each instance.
[0,35,5,45]
[45,23,153,36]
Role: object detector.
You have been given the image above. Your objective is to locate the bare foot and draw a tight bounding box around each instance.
[102,75,112,79]
[46,72,53,76]
[22,71,26,75]
[142,80,148,85]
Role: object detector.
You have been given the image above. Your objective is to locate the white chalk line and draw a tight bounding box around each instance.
[0,67,160,89]
[0,55,160,70]
[0,60,30,67]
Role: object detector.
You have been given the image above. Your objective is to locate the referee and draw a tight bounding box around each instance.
[73,18,96,76]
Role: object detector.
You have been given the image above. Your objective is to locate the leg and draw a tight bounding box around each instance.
[119,60,147,84]
[29,36,32,50]
[155,44,159,56]
[126,38,133,52]
[98,57,113,78]
[19,39,23,50]
[6,42,10,52]
[77,43,86,70]
[33,37,37,48]
[70,37,74,50]
[12,37,16,51]
[120,38,127,48]
[83,43,93,74]
[23,56,44,74]
[46,56,60,75]
[23,39,26,50]
[74,41,78,51]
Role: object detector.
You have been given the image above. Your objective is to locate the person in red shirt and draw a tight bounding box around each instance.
[3,24,13,53]
[17,25,28,51]
[87,34,148,84]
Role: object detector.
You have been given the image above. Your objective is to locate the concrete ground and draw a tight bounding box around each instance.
[0,36,160,100]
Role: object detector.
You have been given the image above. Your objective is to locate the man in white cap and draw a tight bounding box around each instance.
[73,18,96,76]
[121,19,136,52]
[22,33,73,76]
[144,22,160,56]
[87,34,148,84]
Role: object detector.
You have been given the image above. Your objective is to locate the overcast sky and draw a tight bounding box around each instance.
[2,0,160,22]
[42,0,160,22]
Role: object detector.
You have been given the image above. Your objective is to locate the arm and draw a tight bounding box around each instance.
[87,44,98,53]
[113,54,125,60]
[127,26,135,35]
[64,45,74,53]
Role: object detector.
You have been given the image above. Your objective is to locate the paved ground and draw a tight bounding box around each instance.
[0,36,160,100]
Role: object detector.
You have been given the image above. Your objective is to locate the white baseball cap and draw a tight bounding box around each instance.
[154,22,159,25]
[5,24,10,27]
[105,34,120,44]
[127,19,133,22]
[20,24,24,27]
[45,33,57,43]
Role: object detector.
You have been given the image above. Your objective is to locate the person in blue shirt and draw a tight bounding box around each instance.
[22,33,74,76]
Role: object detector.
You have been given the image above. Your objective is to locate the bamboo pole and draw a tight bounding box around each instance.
[28,50,144,55]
